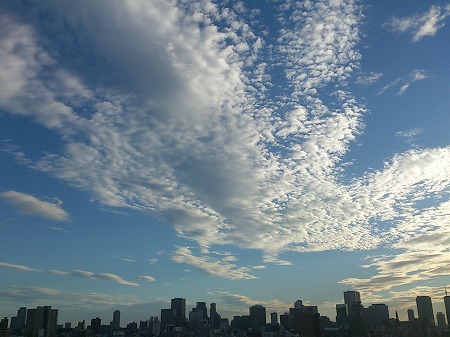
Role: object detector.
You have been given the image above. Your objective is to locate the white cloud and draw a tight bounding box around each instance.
[355,72,383,85]
[0,261,139,287]
[48,226,69,233]
[387,4,450,42]
[397,84,410,95]
[136,276,156,283]
[379,69,428,96]
[0,262,38,272]
[171,247,257,280]
[0,191,69,221]
[0,1,450,301]
[395,128,423,144]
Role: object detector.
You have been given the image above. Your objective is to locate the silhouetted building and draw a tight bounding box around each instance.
[335,304,349,329]
[1,318,9,337]
[160,309,175,332]
[289,302,321,337]
[231,316,250,332]
[416,296,435,331]
[364,304,389,328]
[343,291,364,337]
[270,312,278,325]
[407,309,415,322]
[112,311,120,331]
[126,322,137,332]
[13,308,27,332]
[90,318,101,335]
[148,317,160,336]
[210,303,220,329]
[344,291,361,318]
[437,312,447,331]
[445,295,450,329]
[294,300,303,309]
[195,302,207,321]
[249,305,266,333]
[280,313,290,331]
[171,298,186,326]
[25,306,58,337]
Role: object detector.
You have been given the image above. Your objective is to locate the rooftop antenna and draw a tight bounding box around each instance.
[445,284,448,297]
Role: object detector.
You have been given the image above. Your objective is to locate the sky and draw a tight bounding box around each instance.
[1,0,450,325]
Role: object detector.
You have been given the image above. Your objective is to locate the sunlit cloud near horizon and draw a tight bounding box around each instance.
[1,0,450,322]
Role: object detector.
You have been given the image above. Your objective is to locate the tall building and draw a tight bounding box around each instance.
[171,298,186,325]
[288,301,321,337]
[25,306,58,337]
[444,295,450,329]
[436,312,446,331]
[344,291,361,318]
[90,318,101,335]
[343,291,364,337]
[17,308,27,331]
[270,312,278,325]
[149,317,160,336]
[210,303,220,329]
[407,309,415,322]
[112,311,120,331]
[160,309,175,332]
[280,313,290,331]
[336,303,349,329]
[195,302,207,320]
[416,296,435,327]
[364,304,389,328]
[249,305,266,333]
[0,317,9,337]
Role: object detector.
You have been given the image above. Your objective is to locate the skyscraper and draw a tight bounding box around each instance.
[210,303,219,329]
[344,291,361,318]
[170,298,186,326]
[17,308,27,331]
[0,318,8,337]
[112,310,120,331]
[270,312,278,325]
[25,306,58,337]
[90,318,101,335]
[343,291,363,336]
[444,295,450,329]
[416,296,435,334]
[436,312,446,331]
[407,308,415,322]
[195,302,207,320]
[249,305,266,333]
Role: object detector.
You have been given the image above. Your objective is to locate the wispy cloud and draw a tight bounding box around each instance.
[0,261,149,286]
[397,69,428,95]
[136,276,156,283]
[172,247,257,280]
[386,4,450,42]
[0,191,69,221]
[395,128,423,145]
[48,226,69,233]
[355,72,383,85]
[110,255,136,263]
[378,69,428,96]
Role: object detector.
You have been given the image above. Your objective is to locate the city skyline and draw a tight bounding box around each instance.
[1,0,450,325]
[4,292,450,329]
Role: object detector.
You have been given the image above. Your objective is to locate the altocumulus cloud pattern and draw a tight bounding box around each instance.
[1,0,450,304]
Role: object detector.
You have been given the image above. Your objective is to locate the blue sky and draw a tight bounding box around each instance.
[1,0,450,325]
